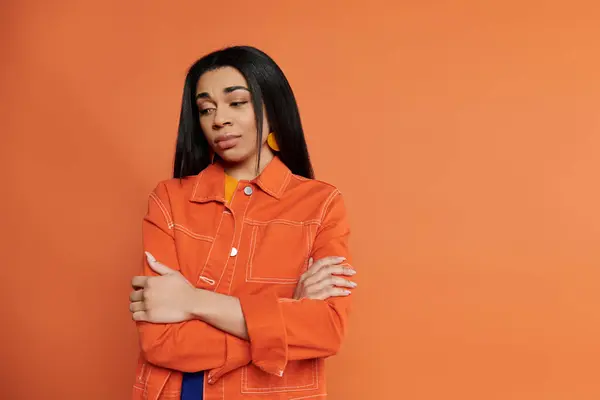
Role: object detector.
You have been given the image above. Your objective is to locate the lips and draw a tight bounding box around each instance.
[215,134,242,150]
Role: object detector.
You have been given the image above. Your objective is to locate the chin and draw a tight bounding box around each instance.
[217,149,252,164]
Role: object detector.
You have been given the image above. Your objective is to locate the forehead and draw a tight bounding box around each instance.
[196,67,248,95]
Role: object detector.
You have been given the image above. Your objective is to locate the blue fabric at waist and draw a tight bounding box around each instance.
[181,371,204,400]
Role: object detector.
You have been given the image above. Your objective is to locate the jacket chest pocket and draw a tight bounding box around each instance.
[240,219,312,284]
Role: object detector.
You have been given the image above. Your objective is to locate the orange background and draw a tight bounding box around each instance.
[2,1,599,399]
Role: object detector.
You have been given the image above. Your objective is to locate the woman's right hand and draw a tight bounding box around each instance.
[293,256,357,300]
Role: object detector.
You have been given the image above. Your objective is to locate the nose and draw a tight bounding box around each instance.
[212,106,232,129]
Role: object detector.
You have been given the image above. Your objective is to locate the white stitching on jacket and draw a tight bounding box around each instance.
[244,218,321,226]
[196,210,225,286]
[149,192,173,227]
[171,224,214,242]
[149,192,214,242]
[199,276,215,285]
[215,189,252,289]
[289,394,328,400]
[319,189,340,225]
[225,193,253,294]
[240,360,318,393]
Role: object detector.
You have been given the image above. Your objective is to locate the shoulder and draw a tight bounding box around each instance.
[147,176,198,203]
[287,173,347,217]
[289,173,343,197]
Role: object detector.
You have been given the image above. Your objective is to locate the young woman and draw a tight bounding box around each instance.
[128,46,356,400]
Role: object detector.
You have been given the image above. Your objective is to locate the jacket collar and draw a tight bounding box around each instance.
[190,156,291,203]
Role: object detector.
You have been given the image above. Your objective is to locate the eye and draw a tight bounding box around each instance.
[231,101,248,107]
[199,107,215,116]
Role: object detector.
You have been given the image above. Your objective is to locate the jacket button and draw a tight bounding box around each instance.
[230,247,238,257]
[243,186,253,196]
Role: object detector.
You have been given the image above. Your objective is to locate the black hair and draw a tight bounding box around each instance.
[173,45,314,179]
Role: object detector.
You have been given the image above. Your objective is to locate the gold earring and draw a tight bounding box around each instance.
[267,132,280,151]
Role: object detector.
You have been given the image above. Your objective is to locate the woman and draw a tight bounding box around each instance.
[129,46,356,400]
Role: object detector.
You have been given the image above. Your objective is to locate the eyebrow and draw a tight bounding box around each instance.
[196,86,250,100]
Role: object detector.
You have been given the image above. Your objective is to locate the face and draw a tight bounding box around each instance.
[195,67,271,165]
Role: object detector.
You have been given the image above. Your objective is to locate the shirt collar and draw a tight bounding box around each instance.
[190,156,291,203]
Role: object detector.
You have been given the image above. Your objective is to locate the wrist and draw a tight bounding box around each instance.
[187,288,213,320]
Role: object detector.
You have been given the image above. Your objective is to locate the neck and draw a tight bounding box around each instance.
[222,147,275,181]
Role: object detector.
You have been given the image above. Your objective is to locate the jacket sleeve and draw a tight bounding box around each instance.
[237,189,354,377]
[137,182,251,373]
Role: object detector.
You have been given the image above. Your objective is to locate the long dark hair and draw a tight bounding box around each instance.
[173,46,314,179]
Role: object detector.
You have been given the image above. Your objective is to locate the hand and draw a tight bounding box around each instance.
[129,252,197,323]
[293,256,357,300]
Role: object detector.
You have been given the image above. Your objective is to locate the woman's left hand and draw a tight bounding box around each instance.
[129,252,197,324]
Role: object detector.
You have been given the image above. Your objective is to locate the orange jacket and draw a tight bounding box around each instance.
[133,156,354,400]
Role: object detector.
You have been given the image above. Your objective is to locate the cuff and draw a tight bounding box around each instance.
[238,291,288,376]
[207,333,252,384]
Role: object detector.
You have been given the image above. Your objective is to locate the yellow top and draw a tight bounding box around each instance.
[224,174,238,203]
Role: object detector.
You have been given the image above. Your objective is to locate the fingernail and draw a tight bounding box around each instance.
[350,282,358,287]
[336,256,346,261]
[145,252,156,262]
[348,269,357,275]
[343,290,352,295]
